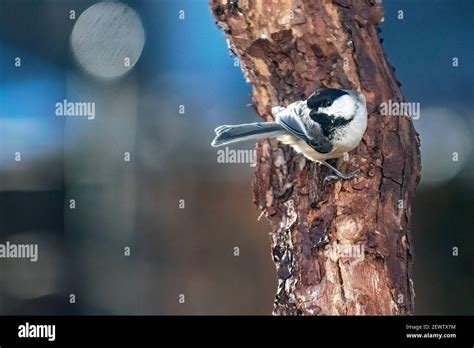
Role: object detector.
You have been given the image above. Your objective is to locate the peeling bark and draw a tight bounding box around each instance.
[211,0,421,315]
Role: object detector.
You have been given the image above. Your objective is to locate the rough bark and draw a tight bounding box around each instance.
[211,0,421,315]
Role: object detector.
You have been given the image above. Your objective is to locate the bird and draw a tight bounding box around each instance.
[211,88,367,180]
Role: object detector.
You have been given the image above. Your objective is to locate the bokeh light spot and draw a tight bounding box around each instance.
[70,2,145,79]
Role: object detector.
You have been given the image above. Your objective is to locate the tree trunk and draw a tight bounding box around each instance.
[211,0,421,315]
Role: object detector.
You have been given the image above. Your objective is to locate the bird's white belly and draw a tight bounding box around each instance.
[276,134,344,161]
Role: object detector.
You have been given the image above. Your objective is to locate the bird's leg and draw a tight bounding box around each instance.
[316,160,357,184]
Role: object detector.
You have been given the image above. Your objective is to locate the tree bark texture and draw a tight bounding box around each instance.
[211,0,421,315]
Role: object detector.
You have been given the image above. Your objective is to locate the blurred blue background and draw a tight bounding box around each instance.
[0,0,473,314]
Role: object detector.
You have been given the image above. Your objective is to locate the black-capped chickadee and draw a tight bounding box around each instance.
[211,88,367,180]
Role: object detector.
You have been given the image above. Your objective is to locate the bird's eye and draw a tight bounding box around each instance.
[323,100,332,107]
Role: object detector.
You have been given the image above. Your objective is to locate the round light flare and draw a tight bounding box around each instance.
[70,2,145,79]
[417,107,472,187]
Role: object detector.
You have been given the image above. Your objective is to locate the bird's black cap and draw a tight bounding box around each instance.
[307,88,348,110]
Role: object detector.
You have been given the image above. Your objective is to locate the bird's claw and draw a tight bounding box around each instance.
[323,171,358,186]
[323,175,339,186]
[341,170,358,180]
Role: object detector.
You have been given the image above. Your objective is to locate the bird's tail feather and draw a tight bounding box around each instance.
[211,122,287,147]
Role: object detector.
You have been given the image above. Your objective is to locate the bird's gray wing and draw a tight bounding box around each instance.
[275,102,312,140]
[275,103,333,154]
